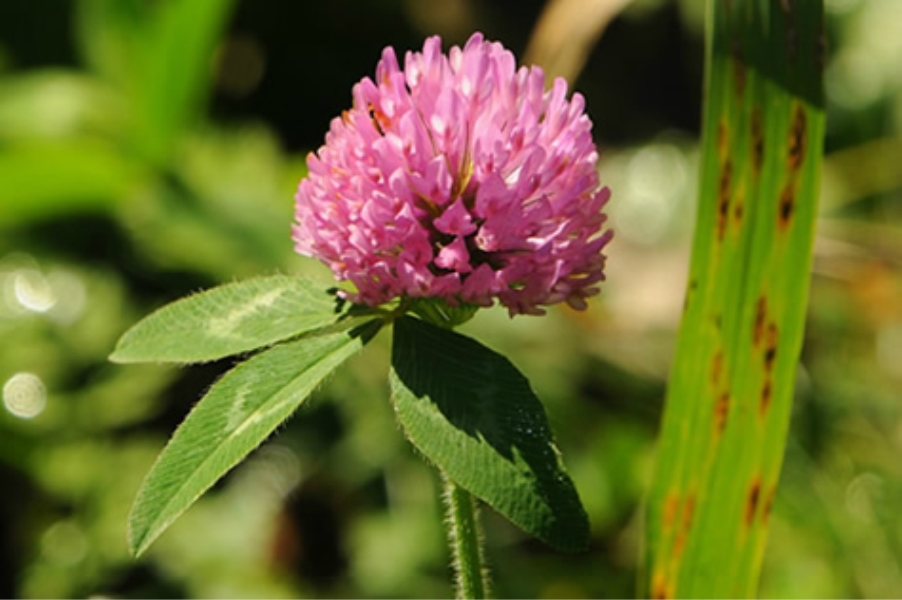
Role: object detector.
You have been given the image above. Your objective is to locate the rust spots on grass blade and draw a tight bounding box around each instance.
[745,476,762,527]
[760,321,778,417]
[663,492,679,532]
[733,198,744,224]
[751,107,764,177]
[780,104,806,231]
[718,160,733,241]
[753,296,767,347]
[760,378,772,417]
[652,572,672,600]
[778,183,795,230]
[732,186,745,231]
[764,323,779,372]
[684,279,699,314]
[714,392,730,435]
[788,104,807,171]
[674,492,696,558]
[711,349,724,387]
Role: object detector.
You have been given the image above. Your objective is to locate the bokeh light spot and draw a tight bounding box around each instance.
[14,268,56,313]
[3,372,47,419]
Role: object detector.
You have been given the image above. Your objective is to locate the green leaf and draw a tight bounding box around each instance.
[130,0,236,164]
[110,275,363,364]
[389,316,589,552]
[0,140,143,226]
[0,70,124,140]
[128,321,380,556]
[74,0,146,89]
[645,1,826,597]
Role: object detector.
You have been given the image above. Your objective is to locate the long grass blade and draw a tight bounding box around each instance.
[645,1,826,597]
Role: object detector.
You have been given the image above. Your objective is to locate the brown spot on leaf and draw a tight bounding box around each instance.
[718,160,733,241]
[765,323,778,372]
[683,280,698,314]
[733,200,744,224]
[683,493,696,531]
[715,392,730,434]
[751,107,764,176]
[788,104,806,171]
[732,186,745,231]
[754,296,767,347]
[745,476,762,527]
[663,493,679,531]
[760,378,772,416]
[652,573,671,600]
[711,350,724,387]
[779,184,795,229]
[674,492,696,558]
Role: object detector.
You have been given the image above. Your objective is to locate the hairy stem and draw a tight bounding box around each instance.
[442,473,489,599]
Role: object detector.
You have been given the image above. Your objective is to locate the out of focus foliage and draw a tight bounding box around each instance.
[0,0,900,597]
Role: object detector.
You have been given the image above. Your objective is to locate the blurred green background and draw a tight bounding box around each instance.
[1,0,900,597]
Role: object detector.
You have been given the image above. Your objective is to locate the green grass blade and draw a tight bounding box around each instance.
[0,140,143,226]
[74,0,146,88]
[645,1,825,597]
[130,0,236,164]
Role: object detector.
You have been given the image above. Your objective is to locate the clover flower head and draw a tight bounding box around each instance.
[293,33,612,316]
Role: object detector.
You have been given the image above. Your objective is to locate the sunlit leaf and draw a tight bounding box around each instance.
[128,321,380,556]
[129,0,237,164]
[74,0,146,89]
[645,1,826,597]
[0,71,123,139]
[0,140,143,226]
[390,316,589,552]
[111,275,364,364]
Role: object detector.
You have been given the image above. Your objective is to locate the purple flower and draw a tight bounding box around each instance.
[293,33,612,316]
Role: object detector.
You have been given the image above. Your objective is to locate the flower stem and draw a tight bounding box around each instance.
[442,473,489,599]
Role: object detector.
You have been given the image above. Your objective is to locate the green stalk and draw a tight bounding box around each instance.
[443,473,489,599]
[645,0,825,597]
